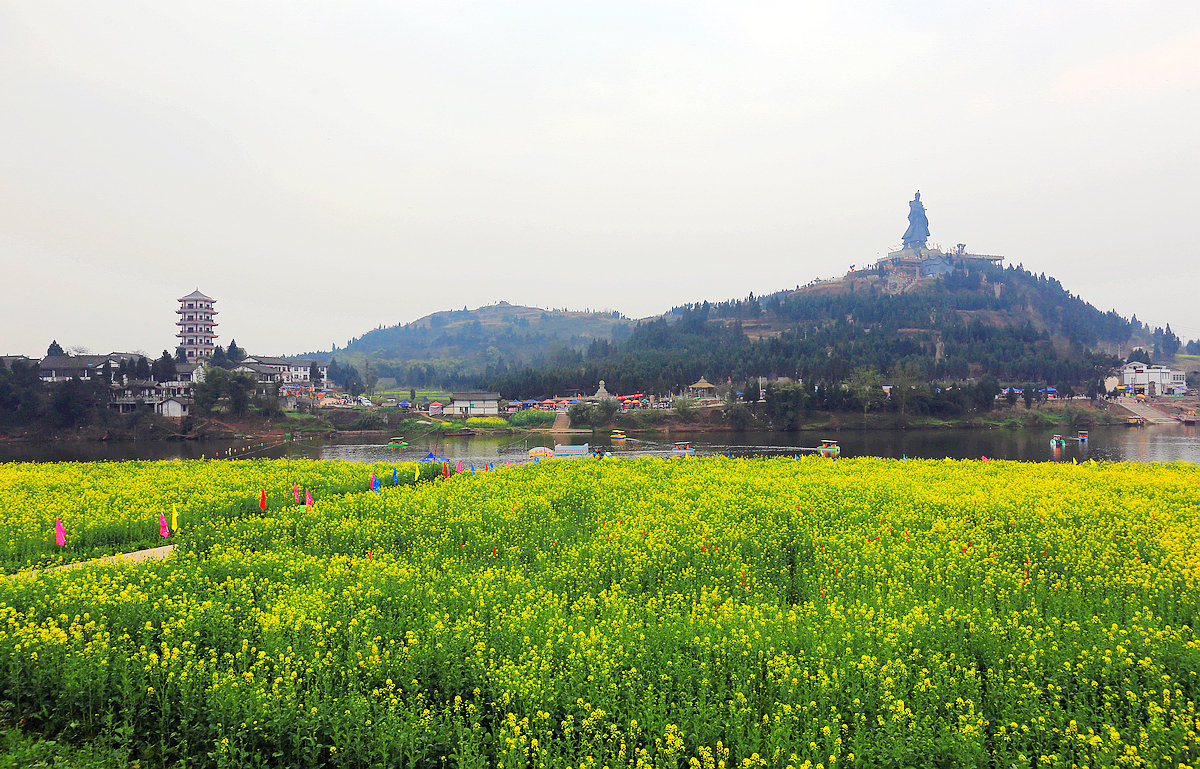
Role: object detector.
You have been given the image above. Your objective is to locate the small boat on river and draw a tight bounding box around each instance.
[671,441,695,456]
[387,437,408,450]
[816,440,840,458]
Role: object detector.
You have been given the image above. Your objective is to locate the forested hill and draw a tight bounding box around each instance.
[486,262,1181,397]
[304,302,634,387]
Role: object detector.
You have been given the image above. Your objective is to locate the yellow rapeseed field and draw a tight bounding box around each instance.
[0,456,1197,768]
[0,459,432,572]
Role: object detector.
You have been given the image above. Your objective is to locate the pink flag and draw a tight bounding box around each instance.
[55,517,65,546]
[305,489,313,506]
[293,483,300,504]
[159,513,170,538]
[370,472,376,490]
[456,459,463,474]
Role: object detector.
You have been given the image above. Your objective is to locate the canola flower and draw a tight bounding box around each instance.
[0,457,1197,768]
[0,459,435,572]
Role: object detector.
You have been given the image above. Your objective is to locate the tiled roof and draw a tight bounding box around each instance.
[178,289,215,301]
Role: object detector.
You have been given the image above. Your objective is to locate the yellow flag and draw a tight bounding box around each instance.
[171,504,178,532]
[414,465,419,481]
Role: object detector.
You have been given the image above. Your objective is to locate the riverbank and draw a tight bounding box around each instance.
[0,398,1131,445]
[581,398,1128,435]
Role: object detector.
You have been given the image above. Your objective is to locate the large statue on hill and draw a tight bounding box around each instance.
[902,191,930,249]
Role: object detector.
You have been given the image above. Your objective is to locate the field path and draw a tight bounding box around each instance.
[8,544,177,580]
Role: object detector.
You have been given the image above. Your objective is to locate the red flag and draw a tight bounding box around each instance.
[442,462,450,478]
[259,489,267,511]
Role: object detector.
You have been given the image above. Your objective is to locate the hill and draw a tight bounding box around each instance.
[308,261,1188,399]
[485,260,1175,397]
[300,302,634,388]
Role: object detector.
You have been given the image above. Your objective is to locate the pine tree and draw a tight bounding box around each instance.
[47,340,65,357]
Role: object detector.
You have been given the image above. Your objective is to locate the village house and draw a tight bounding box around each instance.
[233,362,283,384]
[284,359,329,384]
[38,353,146,382]
[1118,363,1188,395]
[448,392,501,416]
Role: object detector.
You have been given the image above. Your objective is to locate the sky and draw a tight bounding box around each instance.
[2,1,1198,359]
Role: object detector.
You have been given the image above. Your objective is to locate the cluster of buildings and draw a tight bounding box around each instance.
[0,289,331,421]
[1111,362,1191,396]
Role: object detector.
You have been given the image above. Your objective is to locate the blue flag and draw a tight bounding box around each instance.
[374,476,381,492]
[392,468,397,485]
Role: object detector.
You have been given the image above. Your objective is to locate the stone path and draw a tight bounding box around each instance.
[1114,397,1177,424]
[8,544,177,580]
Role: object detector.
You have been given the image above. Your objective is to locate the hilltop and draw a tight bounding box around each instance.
[299,302,634,387]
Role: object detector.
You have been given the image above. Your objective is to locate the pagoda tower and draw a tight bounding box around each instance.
[176,289,218,360]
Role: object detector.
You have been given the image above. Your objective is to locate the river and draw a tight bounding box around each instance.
[1,424,1196,464]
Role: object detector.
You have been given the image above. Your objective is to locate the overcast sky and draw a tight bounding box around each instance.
[2,1,1198,359]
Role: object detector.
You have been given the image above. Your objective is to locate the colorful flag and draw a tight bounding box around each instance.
[305,489,313,507]
[293,483,300,504]
[442,462,450,478]
[456,459,464,474]
[259,489,267,511]
[414,465,419,481]
[159,513,170,538]
[55,517,65,546]
[470,462,475,474]
[374,475,381,492]
[370,472,376,490]
[392,468,397,485]
[171,504,178,532]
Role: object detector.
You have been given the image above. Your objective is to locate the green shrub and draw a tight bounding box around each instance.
[508,410,556,427]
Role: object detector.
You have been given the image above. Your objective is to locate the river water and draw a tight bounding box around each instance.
[1,424,1196,464]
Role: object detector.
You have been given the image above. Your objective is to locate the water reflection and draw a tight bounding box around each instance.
[0,424,1195,464]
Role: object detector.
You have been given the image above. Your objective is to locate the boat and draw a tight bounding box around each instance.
[610,430,627,441]
[1050,434,1066,447]
[443,429,476,437]
[671,441,695,456]
[816,439,840,458]
[1124,416,1146,427]
[554,443,589,458]
[528,446,553,458]
[387,437,408,449]
[1076,430,1088,442]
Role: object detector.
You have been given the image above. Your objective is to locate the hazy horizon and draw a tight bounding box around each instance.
[3,2,1198,359]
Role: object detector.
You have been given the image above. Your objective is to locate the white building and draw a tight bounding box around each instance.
[242,355,328,384]
[285,359,329,384]
[1119,363,1187,395]
[448,392,501,416]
